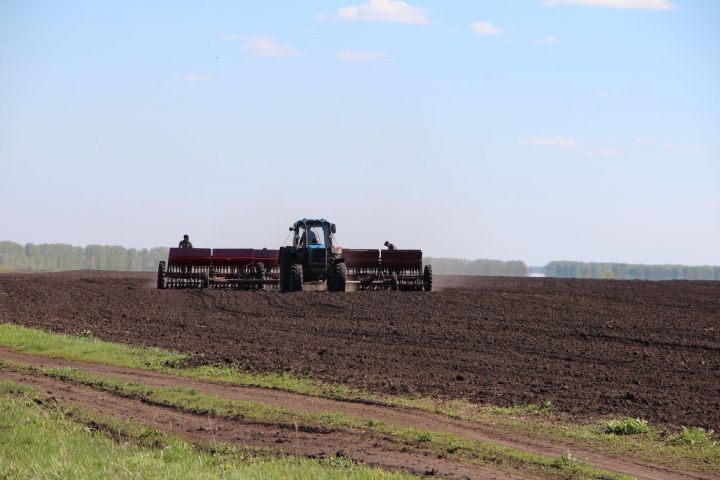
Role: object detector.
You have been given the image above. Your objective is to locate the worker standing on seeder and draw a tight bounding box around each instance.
[384,240,396,250]
[179,234,193,248]
[178,234,193,273]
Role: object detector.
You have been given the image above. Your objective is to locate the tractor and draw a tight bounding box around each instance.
[279,219,347,292]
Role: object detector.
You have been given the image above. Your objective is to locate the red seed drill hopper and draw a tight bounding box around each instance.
[157,247,279,289]
[341,248,432,291]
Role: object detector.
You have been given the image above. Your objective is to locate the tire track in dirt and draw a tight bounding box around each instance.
[0,369,507,480]
[1,348,713,480]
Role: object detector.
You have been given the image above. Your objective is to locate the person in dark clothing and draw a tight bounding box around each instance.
[179,235,193,248]
[178,234,193,274]
[384,241,396,250]
[299,229,320,246]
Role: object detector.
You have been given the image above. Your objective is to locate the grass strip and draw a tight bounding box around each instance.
[495,415,719,474]
[2,359,630,480]
[0,379,415,480]
[1,322,717,474]
[0,322,188,370]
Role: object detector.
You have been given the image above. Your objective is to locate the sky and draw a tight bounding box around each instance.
[1,0,718,266]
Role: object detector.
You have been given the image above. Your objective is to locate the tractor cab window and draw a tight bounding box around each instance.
[296,227,305,247]
[308,226,326,246]
[297,224,328,247]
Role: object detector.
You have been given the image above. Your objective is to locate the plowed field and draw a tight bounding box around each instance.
[1,271,718,430]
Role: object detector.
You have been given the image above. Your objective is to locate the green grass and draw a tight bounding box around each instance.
[1,323,718,475]
[493,414,720,474]
[605,418,650,436]
[2,360,629,480]
[0,379,415,480]
[0,322,188,370]
[668,427,717,448]
[43,364,371,431]
[0,378,39,396]
[387,427,631,480]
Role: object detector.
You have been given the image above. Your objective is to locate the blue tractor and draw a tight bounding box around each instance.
[279,219,347,292]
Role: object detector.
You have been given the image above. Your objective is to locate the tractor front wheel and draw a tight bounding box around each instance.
[290,263,303,292]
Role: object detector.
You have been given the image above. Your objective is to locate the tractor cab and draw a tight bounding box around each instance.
[289,219,338,267]
[294,221,332,249]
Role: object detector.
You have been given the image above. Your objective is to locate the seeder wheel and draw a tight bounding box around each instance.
[157,261,166,290]
[391,272,399,292]
[423,265,433,292]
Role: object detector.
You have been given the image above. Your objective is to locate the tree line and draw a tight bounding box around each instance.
[545,261,720,281]
[424,257,528,276]
[0,241,167,272]
[1,241,716,280]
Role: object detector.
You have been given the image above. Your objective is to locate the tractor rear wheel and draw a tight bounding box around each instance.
[290,263,303,292]
[157,261,166,289]
[329,262,347,292]
[423,265,433,292]
[279,253,291,292]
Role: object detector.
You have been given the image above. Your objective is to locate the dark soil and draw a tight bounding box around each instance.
[1,271,718,430]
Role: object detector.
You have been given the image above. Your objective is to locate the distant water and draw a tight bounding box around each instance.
[529,272,546,277]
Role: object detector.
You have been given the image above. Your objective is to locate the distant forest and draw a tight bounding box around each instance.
[545,261,720,281]
[0,241,167,272]
[424,257,528,276]
[0,241,716,280]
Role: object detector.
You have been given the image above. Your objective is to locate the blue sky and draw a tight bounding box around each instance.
[1,0,718,265]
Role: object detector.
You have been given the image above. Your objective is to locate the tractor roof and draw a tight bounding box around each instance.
[294,218,331,226]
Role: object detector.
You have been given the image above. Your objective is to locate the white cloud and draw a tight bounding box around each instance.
[336,0,429,24]
[183,73,213,81]
[636,137,652,145]
[543,0,676,10]
[521,137,581,147]
[533,35,558,45]
[336,49,389,62]
[471,21,504,36]
[598,148,619,156]
[243,37,299,58]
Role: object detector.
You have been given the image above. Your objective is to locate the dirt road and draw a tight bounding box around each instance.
[2,348,714,480]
